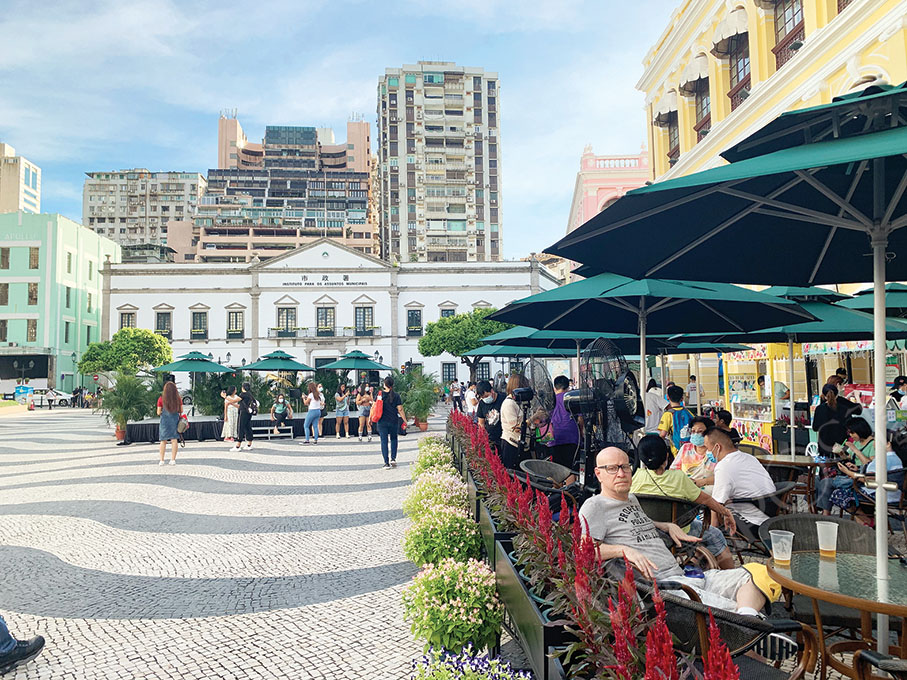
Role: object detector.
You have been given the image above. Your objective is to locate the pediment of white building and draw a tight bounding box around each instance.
[313,294,339,306]
[273,294,300,306]
[152,303,174,311]
[188,302,210,310]
[403,300,425,309]
[117,303,139,311]
[437,300,458,309]
[252,238,391,271]
[472,300,492,308]
[352,294,377,306]
[224,302,247,310]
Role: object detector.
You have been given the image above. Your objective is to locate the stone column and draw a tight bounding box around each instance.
[250,270,261,363]
[390,268,399,369]
[100,255,112,342]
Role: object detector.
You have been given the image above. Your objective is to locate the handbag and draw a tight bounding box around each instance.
[177,415,189,434]
[370,393,384,423]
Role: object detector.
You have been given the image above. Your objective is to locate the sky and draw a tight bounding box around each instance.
[0,0,678,260]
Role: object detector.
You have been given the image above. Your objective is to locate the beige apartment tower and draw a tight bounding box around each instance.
[0,143,41,214]
[377,62,501,262]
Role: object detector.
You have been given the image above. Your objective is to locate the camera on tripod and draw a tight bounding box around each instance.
[511,387,534,403]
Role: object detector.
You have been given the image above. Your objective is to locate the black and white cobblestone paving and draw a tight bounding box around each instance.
[0,410,425,679]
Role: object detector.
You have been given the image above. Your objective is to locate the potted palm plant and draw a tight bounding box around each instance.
[404,371,441,431]
[99,372,154,440]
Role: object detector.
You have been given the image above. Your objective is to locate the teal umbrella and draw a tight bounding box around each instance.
[154,351,232,374]
[838,283,907,318]
[488,273,814,384]
[244,350,315,372]
[317,350,393,371]
[480,326,676,359]
[460,344,572,358]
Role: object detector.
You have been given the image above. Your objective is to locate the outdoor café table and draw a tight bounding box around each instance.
[755,454,840,513]
[768,552,907,679]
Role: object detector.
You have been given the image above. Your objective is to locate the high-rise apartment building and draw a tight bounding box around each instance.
[166,167,375,263]
[82,170,206,246]
[377,62,501,263]
[0,143,41,214]
[217,113,370,173]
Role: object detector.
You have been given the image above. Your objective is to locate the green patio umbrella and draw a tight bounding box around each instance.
[480,326,676,361]
[153,351,232,415]
[837,283,907,318]
[243,350,315,372]
[460,344,572,358]
[487,273,814,385]
[317,350,393,371]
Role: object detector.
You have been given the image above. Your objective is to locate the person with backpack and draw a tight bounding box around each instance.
[302,382,323,445]
[233,382,256,451]
[657,384,693,457]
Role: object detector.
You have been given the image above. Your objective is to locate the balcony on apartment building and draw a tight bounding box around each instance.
[267,326,383,339]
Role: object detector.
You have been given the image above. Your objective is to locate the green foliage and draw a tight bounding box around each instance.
[412,437,456,480]
[98,372,156,429]
[418,309,510,359]
[79,328,173,375]
[403,505,481,566]
[192,372,244,416]
[404,370,442,421]
[312,369,343,411]
[403,469,468,520]
[403,558,503,652]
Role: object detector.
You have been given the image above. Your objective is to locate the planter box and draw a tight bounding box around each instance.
[479,502,514,570]
[547,654,568,680]
[466,469,483,521]
[495,540,571,680]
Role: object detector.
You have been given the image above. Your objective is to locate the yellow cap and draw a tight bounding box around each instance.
[742,562,783,603]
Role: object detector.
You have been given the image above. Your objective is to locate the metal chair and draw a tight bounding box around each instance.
[805,442,819,458]
[851,467,907,544]
[854,649,907,679]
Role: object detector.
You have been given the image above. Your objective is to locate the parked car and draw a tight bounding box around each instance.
[180,389,193,405]
[33,388,70,407]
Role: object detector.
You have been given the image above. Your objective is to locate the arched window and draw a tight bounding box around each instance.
[727,35,751,111]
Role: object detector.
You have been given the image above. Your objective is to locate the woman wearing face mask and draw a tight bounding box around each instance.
[355,383,373,442]
[269,393,293,435]
[669,416,716,487]
[888,376,907,410]
[316,383,327,438]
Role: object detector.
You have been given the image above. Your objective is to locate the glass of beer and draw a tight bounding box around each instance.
[816,521,838,558]
[769,530,794,566]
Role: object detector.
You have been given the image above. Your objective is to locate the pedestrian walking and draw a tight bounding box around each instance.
[464,381,478,422]
[356,383,373,442]
[302,382,323,444]
[269,393,293,435]
[334,383,351,438]
[221,385,240,442]
[376,376,406,469]
[0,613,44,675]
[450,380,462,412]
[234,382,255,451]
[157,381,182,466]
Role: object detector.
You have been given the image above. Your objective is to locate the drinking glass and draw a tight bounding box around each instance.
[816,521,838,558]
[769,530,794,566]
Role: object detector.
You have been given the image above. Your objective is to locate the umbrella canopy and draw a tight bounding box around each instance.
[460,344,572,358]
[665,342,753,354]
[837,283,907,317]
[317,350,392,371]
[243,350,314,372]
[480,326,676,355]
[154,351,232,374]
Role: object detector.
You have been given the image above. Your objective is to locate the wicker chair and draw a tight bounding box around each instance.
[738,443,773,457]
[853,649,907,679]
[726,481,798,560]
[626,569,818,679]
[635,493,718,571]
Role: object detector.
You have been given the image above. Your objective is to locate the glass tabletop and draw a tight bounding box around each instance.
[770,552,907,614]
[756,455,826,466]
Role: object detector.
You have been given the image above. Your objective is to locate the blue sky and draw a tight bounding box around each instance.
[0,0,677,259]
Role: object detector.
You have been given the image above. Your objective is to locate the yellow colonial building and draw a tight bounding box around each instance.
[639,0,907,182]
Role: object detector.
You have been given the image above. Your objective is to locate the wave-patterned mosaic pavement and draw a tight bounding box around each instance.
[0,409,423,679]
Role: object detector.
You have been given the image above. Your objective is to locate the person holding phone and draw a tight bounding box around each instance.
[817,417,874,514]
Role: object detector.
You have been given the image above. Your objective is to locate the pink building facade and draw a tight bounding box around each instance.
[566,145,650,235]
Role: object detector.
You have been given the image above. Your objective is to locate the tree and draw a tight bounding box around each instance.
[78,328,173,375]
[418,308,511,382]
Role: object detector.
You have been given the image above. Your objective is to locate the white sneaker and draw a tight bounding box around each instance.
[336,433,341,439]
[232,445,241,451]
[245,443,252,449]
[368,436,372,442]
[168,460,176,466]
[159,460,165,466]
[358,436,363,441]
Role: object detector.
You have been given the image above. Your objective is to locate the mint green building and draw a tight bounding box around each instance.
[0,212,120,393]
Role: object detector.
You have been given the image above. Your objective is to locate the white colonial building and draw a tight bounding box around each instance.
[102,239,557,382]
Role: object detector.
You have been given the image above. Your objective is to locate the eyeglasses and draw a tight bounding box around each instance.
[596,464,632,475]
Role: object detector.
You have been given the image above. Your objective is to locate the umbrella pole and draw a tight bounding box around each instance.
[639,300,647,388]
[695,354,701,415]
[660,351,667,389]
[873,233,889,651]
[788,337,795,460]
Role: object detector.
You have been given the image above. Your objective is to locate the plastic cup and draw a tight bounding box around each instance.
[769,530,794,566]
[816,521,838,558]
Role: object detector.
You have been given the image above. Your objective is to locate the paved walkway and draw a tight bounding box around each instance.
[0,409,424,679]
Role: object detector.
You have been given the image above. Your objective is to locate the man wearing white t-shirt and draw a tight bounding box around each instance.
[686,375,703,409]
[464,382,478,421]
[706,428,775,537]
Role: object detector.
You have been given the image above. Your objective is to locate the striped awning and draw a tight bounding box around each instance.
[679,53,710,95]
[711,7,749,56]
[652,89,678,127]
